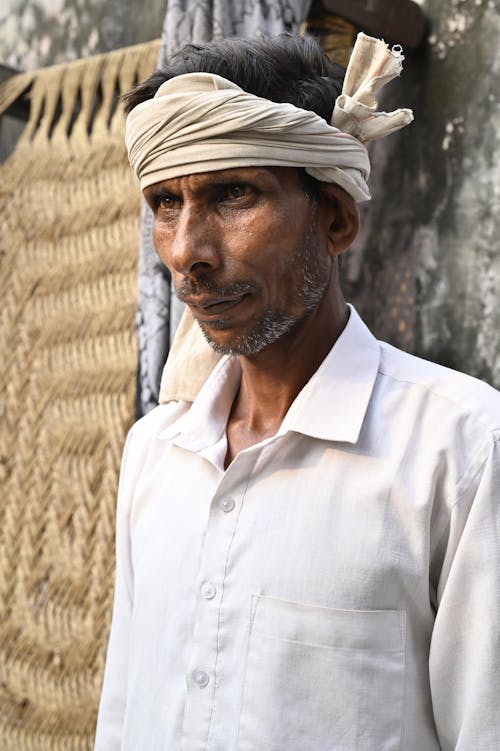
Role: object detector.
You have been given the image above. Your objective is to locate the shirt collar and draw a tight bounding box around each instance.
[158,355,240,450]
[159,305,380,448]
[279,306,380,443]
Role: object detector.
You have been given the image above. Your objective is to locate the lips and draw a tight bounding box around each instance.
[186,294,248,319]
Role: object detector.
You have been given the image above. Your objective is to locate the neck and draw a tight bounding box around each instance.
[230,281,348,436]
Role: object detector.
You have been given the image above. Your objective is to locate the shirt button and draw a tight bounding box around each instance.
[201,581,216,600]
[192,669,210,688]
[219,496,235,513]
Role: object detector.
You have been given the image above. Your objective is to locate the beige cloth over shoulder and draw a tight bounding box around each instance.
[124,32,414,403]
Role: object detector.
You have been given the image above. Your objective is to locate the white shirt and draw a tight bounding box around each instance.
[95,306,500,751]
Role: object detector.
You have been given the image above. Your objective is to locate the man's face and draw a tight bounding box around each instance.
[143,166,332,356]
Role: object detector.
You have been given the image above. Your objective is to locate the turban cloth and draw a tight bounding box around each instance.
[125,33,414,205]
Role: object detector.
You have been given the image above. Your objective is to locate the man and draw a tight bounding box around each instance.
[95,33,500,750]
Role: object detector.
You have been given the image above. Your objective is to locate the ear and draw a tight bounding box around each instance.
[316,183,359,256]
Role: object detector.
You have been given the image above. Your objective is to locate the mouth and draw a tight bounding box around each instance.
[186,294,249,320]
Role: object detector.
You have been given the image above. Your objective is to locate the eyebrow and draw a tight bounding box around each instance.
[143,167,282,207]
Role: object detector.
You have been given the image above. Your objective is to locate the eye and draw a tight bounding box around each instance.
[156,191,177,210]
[220,183,253,202]
[229,184,248,198]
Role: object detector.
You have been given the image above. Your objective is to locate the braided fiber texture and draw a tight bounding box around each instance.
[0,39,159,750]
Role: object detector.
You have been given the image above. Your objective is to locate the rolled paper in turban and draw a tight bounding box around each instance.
[124,32,414,402]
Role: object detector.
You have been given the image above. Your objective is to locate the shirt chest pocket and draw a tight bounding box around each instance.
[238,596,406,751]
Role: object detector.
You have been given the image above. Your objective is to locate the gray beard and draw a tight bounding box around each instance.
[201,309,298,357]
[198,220,330,357]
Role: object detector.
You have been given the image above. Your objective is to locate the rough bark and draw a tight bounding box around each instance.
[343,0,500,388]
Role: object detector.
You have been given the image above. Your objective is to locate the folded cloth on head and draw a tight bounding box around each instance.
[125,33,413,206]
[126,72,373,202]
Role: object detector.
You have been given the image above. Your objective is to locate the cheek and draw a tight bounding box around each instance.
[152,224,173,267]
[233,202,312,266]
[257,204,305,244]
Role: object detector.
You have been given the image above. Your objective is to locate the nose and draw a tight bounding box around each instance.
[156,203,220,277]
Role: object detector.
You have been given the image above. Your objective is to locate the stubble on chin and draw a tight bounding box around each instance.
[197,310,298,357]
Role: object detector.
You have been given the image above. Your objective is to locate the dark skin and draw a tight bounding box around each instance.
[143,166,359,467]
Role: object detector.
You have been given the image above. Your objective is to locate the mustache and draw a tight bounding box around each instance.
[176,276,255,302]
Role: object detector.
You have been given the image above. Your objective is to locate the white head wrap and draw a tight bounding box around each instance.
[124,32,414,403]
[125,32,413,204]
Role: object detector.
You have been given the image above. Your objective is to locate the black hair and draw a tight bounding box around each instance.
[122,33,345,124]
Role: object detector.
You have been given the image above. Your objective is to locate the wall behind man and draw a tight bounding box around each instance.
[0,0,165,68]
[344,0,500,389]
[0,0,165,159]
[1,0,499,389]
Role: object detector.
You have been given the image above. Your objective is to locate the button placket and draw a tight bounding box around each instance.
[182,491,242,741]
[181,454,261,746]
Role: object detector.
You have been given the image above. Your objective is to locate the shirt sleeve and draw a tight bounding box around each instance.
[94,427,136,750]
[429,434,500,751]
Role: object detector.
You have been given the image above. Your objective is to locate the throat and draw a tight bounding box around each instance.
[224,413,284,469]
[223,379,290,468]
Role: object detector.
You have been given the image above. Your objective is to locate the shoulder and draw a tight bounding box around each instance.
[377,341,500,439]
[115,401,191,510]
[367,342,500,509]
[123,400,190,465]
[129,400,189,439]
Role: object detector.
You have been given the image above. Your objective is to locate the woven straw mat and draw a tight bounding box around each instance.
[0,39,160,750]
